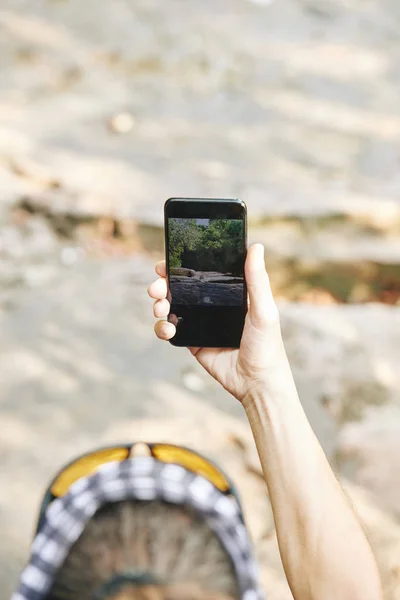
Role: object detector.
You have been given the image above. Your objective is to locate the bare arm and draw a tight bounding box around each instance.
[148,244,383,600]
[243,368,382,600]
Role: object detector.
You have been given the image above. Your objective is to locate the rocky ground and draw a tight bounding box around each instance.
[170,276,244,305]
[1,0,400,598]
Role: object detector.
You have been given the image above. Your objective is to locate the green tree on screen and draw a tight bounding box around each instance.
[169,218,243,273]
[168,219,202,267]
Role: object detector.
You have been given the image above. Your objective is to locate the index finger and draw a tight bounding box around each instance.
[155,260,166,278]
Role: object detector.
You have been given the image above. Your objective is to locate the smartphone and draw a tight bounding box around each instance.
[164,198,247,348]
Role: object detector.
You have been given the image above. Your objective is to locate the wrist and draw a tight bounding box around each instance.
[241,367,300,414]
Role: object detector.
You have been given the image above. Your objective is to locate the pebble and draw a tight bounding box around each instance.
[246,0,275,4]
[108,112,135,134]
[60,246,83,266]
[181,371,206,392]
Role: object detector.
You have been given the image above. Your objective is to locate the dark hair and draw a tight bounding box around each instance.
[47,500,239,600]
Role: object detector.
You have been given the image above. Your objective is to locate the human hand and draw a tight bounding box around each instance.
[148,243,289,403]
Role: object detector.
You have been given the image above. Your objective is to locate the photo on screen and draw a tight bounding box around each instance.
[168,218,244,306]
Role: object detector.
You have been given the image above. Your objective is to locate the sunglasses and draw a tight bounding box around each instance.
[36,443,241,534]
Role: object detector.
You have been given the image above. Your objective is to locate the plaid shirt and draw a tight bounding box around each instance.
[12,457,265,600]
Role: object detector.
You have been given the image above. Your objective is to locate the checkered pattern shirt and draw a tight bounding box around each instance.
[12,457,265,600]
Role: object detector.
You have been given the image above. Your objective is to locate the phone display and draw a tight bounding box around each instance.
[165,198,247,348]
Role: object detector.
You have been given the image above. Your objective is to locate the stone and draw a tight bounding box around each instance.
[108,112,135,134]
[169,267,196,277]
[169,277,244,306]
[279,303,400,426]
[337,404,400,518]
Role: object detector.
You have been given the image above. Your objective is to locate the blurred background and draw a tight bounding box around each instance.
[0,0,399,598]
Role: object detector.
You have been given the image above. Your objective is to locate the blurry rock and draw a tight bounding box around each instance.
[356,139,400,180]
[181,369,205,392]
[0,260,24,289]
[0,218,59,260]
[96,216,117,239]
[279,303,400,424]
[252,220,400,265]
[246,0,275,4]
[23,265,59,288]
[348,282,373,303]
[297,287,338,304]
[118,219,138,239]
[337,404,400,517]
[342,481,400,600]
[60,246,84,266]
[8,157,61,191]
[108,112,135,134]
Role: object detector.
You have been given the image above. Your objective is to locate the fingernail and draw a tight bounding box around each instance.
[162,323,172,338]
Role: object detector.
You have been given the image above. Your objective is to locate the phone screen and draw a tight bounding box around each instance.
[168,217,245,307]
[165,199,247,348]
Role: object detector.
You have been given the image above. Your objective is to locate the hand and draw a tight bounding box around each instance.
[148,244,289,403]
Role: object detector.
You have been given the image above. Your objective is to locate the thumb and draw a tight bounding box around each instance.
[245,243,278,327]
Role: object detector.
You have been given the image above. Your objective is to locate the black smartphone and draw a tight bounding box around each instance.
[164,198,247,348]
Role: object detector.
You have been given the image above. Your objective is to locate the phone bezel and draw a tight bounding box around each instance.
[165,197,246,220]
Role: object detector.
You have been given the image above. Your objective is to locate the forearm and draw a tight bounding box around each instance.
[243,363,383,600]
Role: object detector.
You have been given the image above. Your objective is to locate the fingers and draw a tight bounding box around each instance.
[151,262,174,340]
[154,319,176,340]
[245,243,278,327]
[155,260,166,277]
[153,298,170,318]
[148,277,168,300]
